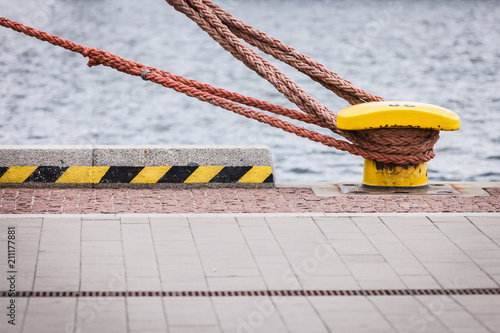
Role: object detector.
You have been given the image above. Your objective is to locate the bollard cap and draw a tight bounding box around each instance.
[337,101,460,131]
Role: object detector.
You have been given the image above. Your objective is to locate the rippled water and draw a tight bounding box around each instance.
[1,0,499,182]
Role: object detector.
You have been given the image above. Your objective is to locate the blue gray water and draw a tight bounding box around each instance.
[1,0,499,182]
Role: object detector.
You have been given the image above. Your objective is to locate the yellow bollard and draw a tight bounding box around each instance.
[362,159,428,187]
[337,101,460,188]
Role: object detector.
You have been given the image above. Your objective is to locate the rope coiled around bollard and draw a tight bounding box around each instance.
[0,8,438,165]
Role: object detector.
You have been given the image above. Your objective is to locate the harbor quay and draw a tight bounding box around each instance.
[0,146,499,333]
[1,183,500,332]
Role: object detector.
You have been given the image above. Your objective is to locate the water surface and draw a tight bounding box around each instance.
[1,0,499,182]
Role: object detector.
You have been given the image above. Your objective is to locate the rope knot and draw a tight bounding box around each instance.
[82,48,104,68]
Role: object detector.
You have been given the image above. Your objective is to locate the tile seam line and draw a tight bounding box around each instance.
[1,212,499,219]
[146,216,170,330]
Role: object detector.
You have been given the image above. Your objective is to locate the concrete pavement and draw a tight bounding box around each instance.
[1,213,499,333]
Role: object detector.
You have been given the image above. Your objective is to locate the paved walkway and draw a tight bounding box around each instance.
[1,213,500,333]
[1,183,500,332]
[1,183,499,214]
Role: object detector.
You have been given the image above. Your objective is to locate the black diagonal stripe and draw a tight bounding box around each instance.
[158,166,198,183]
[263,173,274,183]
[99,166,144,183]
[25,166,68,183]
[0,167,8,179]
[209,166,252,183]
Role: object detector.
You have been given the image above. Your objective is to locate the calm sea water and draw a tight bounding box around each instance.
[1,0,499,182]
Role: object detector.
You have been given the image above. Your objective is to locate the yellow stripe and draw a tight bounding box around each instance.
[184,166,224,183]
[130,166,171,184]
[238,166,272,183]
[0,166,38,183]
[56,166,110,184]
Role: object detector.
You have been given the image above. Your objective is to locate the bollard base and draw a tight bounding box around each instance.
[363,159,428,187]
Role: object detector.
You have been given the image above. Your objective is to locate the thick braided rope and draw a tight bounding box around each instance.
[165,0,338,128]
[165,0,438,164]
[0,17,436,164]
[202,0,385,105]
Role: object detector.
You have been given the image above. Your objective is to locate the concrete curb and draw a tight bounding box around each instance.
[0,145,274,188]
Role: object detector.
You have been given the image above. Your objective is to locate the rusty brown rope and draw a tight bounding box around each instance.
[0,11,437,165]
[165,0,438,164]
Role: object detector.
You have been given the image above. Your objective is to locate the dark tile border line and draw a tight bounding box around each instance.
[3,289,500,298]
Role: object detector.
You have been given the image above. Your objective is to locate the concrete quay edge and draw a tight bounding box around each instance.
[0,145,274,188]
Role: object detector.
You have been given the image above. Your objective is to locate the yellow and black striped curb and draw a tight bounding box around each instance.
[0,165,273,185]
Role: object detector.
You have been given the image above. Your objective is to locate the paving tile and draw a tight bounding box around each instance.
[76,297,127,333]
[451,295,500,314]
[467,216,500,226]
[0,217,43,226]
[42,217,81,230]
[163,297,219,327]
[475,314,500,333]
[155,244,199,257]
[212,296,287,333]
[313,217,360,233]
[168,326,221,333]
[381,216,433,225]
[246,239,284,256]
[82,226,122,241]
[309,296,395,332]
[5,271,35,291]
[236,216,267,226]
[122,224,153,244]
[299,275,360,290]
[240,226,275,240]
[23,298,77,333]
[159,263,205,283]
[384,257,429,276]
[36,257,80,270]
[161,281,208,291]
[413,295,492,332]
[428,216,471,223]
[207,276,267,291]
[127,297,167,331]
[0,297,27,332]
[265,216,314,224]
[35,266,80,279]
[150,216,189,226]
[341,254,385,263]
[369,295,422,315]
[253,255,290,265]
[81,255,124,265]
[38,242,80,253]
[81,266,126,290]
[385,314,451,333]
[423,262,498,288]
[329,239,380,255]
[157,255,202,265]
[33,276,80,291]
[400,275,441,289]
[475,225,500,238]
[188,216,237,224]
[273,296,328,333]
[120,216,149,224]
[204,266,261,278]
[127,277,162,291]
[151,226,193,241]
[39,229,81,244]
[434,310,490,333]
[81,240,123,256]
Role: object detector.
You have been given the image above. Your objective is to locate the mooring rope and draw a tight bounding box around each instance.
[0,5,438,164]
